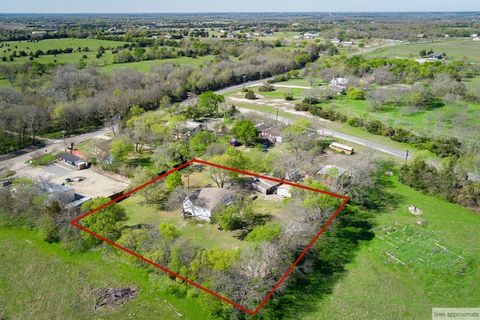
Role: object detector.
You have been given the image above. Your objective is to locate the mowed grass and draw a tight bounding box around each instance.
[364,38,480,63]
[100,55,216,74]
[0,38,127,53]
[303,177,480,320]
[0,228,215,320]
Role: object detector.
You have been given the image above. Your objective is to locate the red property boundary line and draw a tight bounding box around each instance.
[70,158,349,315]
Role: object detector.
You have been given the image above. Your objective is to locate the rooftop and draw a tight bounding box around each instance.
[188,187,236,211]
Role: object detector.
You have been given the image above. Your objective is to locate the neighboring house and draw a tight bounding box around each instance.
[182,188,236,221]
[91,139,113,165]
[39,182,75,205]
[256,123,283,144]
[329,142,354,155]
[252,178,281,195]
[57,153,88,170]
[185,120,204,133]
[277,184,292,198]
[329,77,349,92]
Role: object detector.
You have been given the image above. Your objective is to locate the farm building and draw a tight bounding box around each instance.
[252,178,281,195]
[182,188,236,221]
[329,142,354,155]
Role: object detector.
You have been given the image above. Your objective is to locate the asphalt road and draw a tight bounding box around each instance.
[214,78,410,161]
[0,127,111,176]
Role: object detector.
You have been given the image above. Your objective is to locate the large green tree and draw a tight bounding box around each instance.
[231,119,258,146]
[80,197,127,248]
[194,91,225,119]
[110,136,134,162]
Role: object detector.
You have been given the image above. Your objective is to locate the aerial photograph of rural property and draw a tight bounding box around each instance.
[0,0,479,319]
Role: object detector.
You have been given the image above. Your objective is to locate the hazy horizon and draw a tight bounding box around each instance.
[1,0,479,14]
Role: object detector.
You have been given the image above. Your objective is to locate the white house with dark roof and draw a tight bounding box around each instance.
[182,187,236,221]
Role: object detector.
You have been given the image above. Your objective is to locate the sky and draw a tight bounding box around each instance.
[0,0,479,13]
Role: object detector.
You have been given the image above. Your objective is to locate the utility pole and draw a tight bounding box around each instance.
[405,149,409,163]
[242,75,246,90]
[275,107,279,126]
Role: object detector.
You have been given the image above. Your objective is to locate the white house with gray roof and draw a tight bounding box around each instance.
[182,188,236,221]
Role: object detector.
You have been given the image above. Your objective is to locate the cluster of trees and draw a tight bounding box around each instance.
[0,40,317,154]
[400,157,480,210]
[297,102,462,158]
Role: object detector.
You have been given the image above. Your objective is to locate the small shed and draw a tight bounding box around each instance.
[252,178,281,195]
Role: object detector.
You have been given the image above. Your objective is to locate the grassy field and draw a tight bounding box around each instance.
[0,37,215,74]
[0,228,215,320]
[323,96,480,139]
[0,38,127,53]
[364,38,480,63]
[100,55,216,73]
[301,176,480,320]
[121,194,245,250]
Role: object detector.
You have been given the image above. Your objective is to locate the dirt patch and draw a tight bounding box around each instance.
[95,287,139,309]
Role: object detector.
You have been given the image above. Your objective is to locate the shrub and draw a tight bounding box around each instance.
[159,222,181,240]
[366,120,386,135]
[347,87,365,100]
[258,83,275,92]
[347,117,363,127]
[245,90,256,100]
[284,92,294,101]
[245,222,282,244]
[302,96,320,105]
[214,205,244,231]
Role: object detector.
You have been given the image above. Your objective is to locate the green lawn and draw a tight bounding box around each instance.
[0,228,215,320]
[364,38,480,63]
[303,177,480,320]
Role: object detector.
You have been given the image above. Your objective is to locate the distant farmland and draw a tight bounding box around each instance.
[364,38,480,63]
